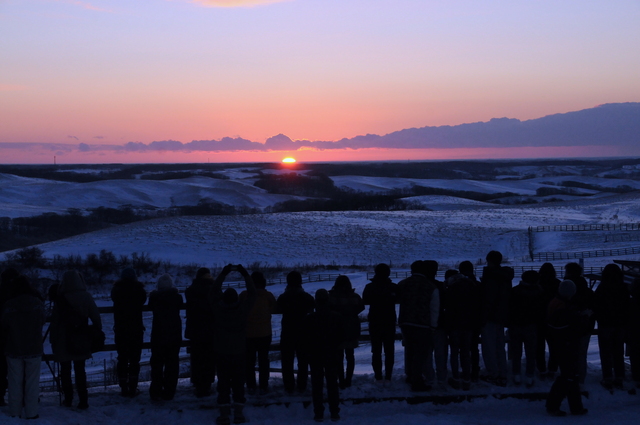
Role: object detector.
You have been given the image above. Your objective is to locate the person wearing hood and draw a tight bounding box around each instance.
[329,275,364,389]
[110,267,147,397]
[362,263,398,383]
[545,279,590,416]
[1,275,45,419]
[185,267,217,398]
[275,271,315,394]
[210,264,256,425]
[50,270,102,409]
[508,270,544,387]
[148,274,183,401]
[303,289,345,422]
[0,267,20,407]
[594,263,630,390]
[239,271,276,395]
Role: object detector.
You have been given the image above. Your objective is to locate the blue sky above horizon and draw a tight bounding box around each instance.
[1,0,640,163]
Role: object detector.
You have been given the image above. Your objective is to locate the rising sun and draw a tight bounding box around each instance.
[282,157,296,163]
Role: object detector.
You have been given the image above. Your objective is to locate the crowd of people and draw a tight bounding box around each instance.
[1,252,640,422]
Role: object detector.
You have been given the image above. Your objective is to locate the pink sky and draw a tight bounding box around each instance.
[1,1,639,163]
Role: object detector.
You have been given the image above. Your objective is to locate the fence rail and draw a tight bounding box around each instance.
[533,246,640,261]
[530,223,640,233]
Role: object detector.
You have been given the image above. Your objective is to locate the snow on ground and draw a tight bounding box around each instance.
[0,175,301,218]
[26,192,640,269]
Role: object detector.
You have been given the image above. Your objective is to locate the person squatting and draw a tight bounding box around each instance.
[1,252,640,422]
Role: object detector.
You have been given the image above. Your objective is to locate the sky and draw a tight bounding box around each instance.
[1,0,640,164]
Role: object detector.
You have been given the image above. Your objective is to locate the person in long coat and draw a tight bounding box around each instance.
[50,270,102,409]
[1,275,45,419]
[329,275,364,389]
[185,267,217,398]
[148,274,183,401]
[110,268,147,397]
[0,267,20,407]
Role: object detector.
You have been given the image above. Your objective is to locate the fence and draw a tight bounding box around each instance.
[532,247,640,261]
[530,223,640,233]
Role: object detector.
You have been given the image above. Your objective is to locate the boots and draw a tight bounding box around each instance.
[128,377,140,397]
[119,379,128,397]
[216,405,231,425]
[77,389,89,410]
[233,403,246,424]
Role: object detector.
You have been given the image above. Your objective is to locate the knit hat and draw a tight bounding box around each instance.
[558,279,576,300]
[157,274,174,290]
[121,268,137,281]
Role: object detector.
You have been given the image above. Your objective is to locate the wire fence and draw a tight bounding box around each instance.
[532,247,640,261]
[530,223,640,232]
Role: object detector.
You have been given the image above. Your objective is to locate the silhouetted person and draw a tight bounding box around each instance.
[362,263,398,382]
[211,264,256,425]
[508,270,544,387]
[50,270,102,409]
[425,260,447,389]
[459,261,482,382]
[329,275,364,389]
[546,280,589,416]
[276,271,315,394]
[397,260,439,392]
[564,262,595,384]
[629,277,640,388]
[303,289,345,422]
[480,250,513,387]
[594,263,630,390]
[148,274,183,401]
[0,267,20,407]
[111,267,147,397]
[240,271,276,395]
[537,262,561,379]
[443,268,479,390]
[1,275,45,419]
[185,267,217,397]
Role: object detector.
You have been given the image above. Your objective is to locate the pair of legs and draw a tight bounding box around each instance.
[401,325,433,390]
[280,336,308,393]
[246,335,272,391]
[115,332,143,396]
[509,324,537,380]
[370,324,396,381]
[481,321,507,381]
[598,325,626,385]
[310,357,340,420]
[60,360,88,408]
[149,343,180,400]
[6,356,40,418]
[449,329,473,382]
[190,339,216,397]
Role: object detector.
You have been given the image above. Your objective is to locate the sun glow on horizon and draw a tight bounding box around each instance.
[282,157,296,163]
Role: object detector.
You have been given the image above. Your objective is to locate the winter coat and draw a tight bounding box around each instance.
[442,273,480,331]
[565,273,596,330]
[50,270,102,362]
[185,276,217,342]
[212,290,257,356]
[509,281,545,327]
[149,288,183,347]
[329,286,364,345]
[594,278,631,328]
[1,293,45,358]
[303,305,346,365]
[480,265,514,325]
[397,273,439,329]
[110,278,147,337]
[362,276,398,326]
[547,295,591,375]
[276,285,315,341]
[240,288,276,339]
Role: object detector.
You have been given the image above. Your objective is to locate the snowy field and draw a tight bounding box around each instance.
[2,163,640,423]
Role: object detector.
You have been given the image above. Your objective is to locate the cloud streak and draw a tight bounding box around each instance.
[1,103,639,157]
[189,0,292,8]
